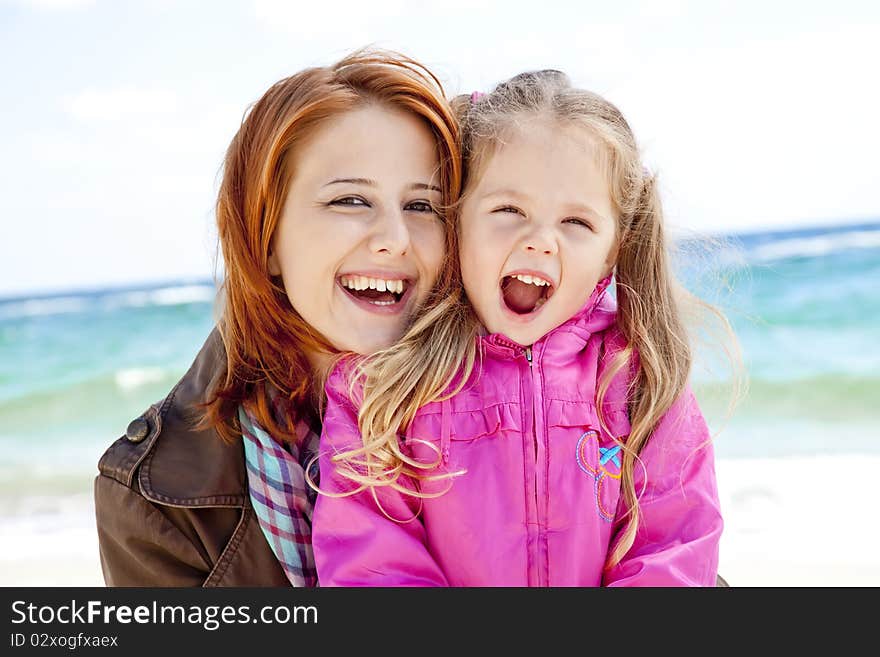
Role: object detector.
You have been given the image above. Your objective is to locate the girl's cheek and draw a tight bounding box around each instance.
[467,215,501,241]
[456,223,479,255]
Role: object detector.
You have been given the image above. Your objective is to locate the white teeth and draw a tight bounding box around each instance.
[341,276,406,294]
[512,273,550,287]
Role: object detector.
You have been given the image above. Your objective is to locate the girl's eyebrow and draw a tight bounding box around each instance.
[564,203,611,224]
[482,187,527,200]
[324,178,441,193]
[482,188,609,223]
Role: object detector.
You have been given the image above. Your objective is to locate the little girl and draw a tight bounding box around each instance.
[312,70,730,586]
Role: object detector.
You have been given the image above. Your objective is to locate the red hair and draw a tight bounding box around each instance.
[201,48,462,444]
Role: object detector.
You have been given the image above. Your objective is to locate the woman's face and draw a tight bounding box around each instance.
[269,104,446,356]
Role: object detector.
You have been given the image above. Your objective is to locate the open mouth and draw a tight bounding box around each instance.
[339,274,410,307]
[500,273,555,315]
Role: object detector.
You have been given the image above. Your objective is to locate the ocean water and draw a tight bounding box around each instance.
[683,220,880,457]
[0,220,878,508]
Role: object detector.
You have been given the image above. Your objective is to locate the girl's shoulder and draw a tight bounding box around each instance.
[324,355,368,407]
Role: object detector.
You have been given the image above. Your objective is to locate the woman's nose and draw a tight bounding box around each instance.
[369,209,411,256]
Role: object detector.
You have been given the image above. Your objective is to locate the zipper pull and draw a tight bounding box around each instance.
[525,346,533,367]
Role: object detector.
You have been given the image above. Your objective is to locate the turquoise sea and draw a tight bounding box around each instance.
[1,219,878,510]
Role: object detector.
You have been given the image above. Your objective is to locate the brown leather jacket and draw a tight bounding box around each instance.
[94,329,730,588]
[94,329,289,586]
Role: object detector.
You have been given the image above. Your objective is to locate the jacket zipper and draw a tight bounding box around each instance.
[525,347,535,461]
[523,345,547,586]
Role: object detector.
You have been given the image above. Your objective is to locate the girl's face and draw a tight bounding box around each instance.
[269,104,446,356]
[459,122,618,347]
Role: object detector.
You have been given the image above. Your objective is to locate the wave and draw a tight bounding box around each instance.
[0,296,92,320]
[746,228,880,263]
[0,366,183,430]
[109,285,217,309]
[677,220,880,271]
[695,373,880,458]
[114,367,170,391]
[0,281,217,321]
[695,372,880,423]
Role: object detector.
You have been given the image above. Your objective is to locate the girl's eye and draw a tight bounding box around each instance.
[493,205,524,216]
[330,196,369,207]
[405,200,438,214]
[564,217,594,231]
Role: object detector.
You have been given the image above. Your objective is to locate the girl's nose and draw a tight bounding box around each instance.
[521,227,558,256]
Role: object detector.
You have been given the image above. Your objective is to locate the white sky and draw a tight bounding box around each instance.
[1,0,878,296]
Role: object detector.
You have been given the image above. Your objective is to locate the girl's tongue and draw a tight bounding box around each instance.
[501,277,545,314]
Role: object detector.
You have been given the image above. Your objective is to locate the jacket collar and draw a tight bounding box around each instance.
[136,328,251,507]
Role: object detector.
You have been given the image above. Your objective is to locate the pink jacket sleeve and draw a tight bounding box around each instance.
[312,365,449,587]
[602,386,723,587]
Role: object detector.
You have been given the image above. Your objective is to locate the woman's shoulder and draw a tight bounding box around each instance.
[94,328,294,587]
[96,327,248,506]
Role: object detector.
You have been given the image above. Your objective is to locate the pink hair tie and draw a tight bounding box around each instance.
[470,91,485,104]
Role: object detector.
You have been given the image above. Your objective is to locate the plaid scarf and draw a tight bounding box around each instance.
[240,404,320,587]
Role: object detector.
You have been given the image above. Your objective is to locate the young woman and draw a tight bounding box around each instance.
[93,49,461,586]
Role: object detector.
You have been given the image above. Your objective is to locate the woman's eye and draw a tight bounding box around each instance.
[330,196,369,207]
[564,217,593,230]
[493,205,524,216]
[405,200,437,214]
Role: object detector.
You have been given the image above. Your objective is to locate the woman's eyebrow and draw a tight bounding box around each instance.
[324,177,375,187]
[322,178,440,193]
[410,182,441,193]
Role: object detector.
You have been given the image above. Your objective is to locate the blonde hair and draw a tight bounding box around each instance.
[331,69,741,568]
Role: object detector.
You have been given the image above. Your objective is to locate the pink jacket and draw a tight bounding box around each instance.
[313,282,722,586]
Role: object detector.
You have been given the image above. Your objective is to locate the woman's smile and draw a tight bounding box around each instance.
[336,269,417,315]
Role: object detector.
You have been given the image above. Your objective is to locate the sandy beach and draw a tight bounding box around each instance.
[2,453,877,587]
[714,455,880,587]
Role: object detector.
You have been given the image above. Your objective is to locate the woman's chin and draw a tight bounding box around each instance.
[331,321,405,356]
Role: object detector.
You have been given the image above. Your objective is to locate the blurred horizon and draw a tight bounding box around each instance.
[2,215,877,300]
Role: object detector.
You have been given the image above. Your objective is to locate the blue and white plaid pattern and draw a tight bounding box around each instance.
[240,405,320,587]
